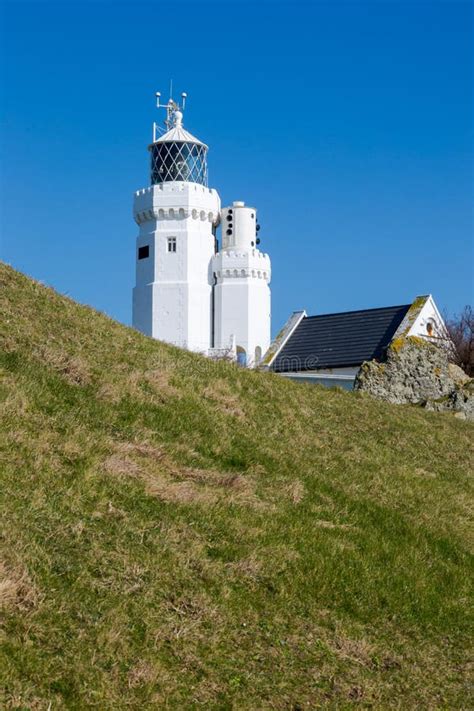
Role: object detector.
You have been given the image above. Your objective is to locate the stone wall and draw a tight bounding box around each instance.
[354,337,473,420]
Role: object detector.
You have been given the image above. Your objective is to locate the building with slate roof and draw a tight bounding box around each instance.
[263,295,448,389]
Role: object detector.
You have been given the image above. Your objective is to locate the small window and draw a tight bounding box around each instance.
[226,228,232,236]
[167,237,177,253]
[138,245,149,260]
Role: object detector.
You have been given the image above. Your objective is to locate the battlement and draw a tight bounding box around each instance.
[134,182,218,198]
[212,248,271,283]
[133,182,220,226]
[221,249,269,260]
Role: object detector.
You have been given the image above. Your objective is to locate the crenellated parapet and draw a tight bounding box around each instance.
[212,248,271,283]
[133,182,220,226]
[134,206,220,225]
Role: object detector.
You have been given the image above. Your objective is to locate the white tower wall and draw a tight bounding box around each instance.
[212,202,271,365]
[132,182,220,351]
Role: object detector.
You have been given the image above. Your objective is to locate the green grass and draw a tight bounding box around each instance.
[1,262,473,709]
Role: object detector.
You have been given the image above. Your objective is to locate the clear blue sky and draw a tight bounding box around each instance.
[1,0,472,333]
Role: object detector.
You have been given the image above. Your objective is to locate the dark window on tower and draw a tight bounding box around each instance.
[138,245,149,260]
[168,237,177,253]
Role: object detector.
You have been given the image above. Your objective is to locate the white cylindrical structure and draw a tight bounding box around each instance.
[212,201,271,366]
[222,201,258,251]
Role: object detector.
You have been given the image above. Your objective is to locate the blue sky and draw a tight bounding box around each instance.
[1,0,472,334]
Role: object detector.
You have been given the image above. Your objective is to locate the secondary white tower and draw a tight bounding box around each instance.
[132,91,271,366]
[132,92,220,351]
[212,202,271,365]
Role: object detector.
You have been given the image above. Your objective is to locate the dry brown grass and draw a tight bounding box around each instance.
[32,344,91,386]
[103,453,143,478]
[126,660,161,689]
[313,520,354,529]
[98,366,180,404]
[330,632,378,668]
[102,439,263,508]
[287,479,305,503]
[3,696,54,711]
[203,379,245,419]
[226,554,262,582]
[0,560,39,613]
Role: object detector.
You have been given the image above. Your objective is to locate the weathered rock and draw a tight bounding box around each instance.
[424,383,474,420]
[448,362,471,386]
[354,336,474,420]
[354,337,452,405]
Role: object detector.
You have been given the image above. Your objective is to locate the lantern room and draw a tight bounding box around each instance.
[149,103,208,186]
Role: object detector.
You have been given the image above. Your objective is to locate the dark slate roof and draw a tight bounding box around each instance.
[271,304,411,373]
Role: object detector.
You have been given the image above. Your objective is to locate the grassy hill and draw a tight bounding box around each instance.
[1,262,472,709]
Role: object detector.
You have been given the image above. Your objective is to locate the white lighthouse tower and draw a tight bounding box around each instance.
[132,92,220,351]
[132,91,271,366]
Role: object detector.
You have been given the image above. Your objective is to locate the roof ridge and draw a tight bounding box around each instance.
[304,303,412,320]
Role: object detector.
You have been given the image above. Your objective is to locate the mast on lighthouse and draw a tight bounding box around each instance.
[150,92,208,185]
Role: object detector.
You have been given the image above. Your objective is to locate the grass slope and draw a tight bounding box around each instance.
[1,263,473,709]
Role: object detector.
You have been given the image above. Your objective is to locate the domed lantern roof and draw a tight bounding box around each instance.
[149,93,208,186]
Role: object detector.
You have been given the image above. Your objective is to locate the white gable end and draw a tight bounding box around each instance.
[406,295,449,342]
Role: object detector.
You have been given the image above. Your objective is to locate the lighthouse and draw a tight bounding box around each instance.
[132,91,271,365]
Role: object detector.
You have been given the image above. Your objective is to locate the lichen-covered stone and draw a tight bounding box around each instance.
[354,337,474,420]
[424,385,474,420]
[354,337,453,404]
[448,362,471,387]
